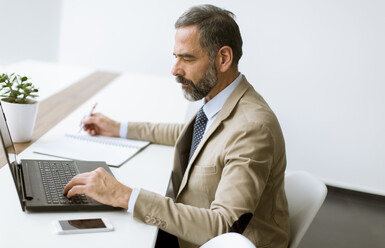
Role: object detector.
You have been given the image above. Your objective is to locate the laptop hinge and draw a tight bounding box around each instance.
[19,163,34,200]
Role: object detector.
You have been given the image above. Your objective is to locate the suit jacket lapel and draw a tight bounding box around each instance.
[176,76,251,197]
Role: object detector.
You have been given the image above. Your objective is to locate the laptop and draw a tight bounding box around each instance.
[0,102,122,212]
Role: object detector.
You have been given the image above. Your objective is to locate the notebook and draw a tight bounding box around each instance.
[0,102,122,212]
[33,133,150,167]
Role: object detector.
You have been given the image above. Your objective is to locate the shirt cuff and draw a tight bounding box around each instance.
[127,188,140,214]
[119,122,128,138]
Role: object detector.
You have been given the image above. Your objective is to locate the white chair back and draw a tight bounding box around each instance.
[200,171,327,248]
[200,232,256,248]
[285,171,327,248]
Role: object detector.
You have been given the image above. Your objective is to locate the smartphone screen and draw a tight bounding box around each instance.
[59,218,106,230]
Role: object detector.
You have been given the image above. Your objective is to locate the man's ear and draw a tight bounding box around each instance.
[216,46,233,73]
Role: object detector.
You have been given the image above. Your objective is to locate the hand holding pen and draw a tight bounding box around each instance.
[78,102,98,133]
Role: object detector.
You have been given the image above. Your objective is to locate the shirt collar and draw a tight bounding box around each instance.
[203,73,242,120]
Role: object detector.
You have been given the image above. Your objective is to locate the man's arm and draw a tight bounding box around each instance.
[125,122,185,146]
[81,113,185,146]
[66,115,185,208]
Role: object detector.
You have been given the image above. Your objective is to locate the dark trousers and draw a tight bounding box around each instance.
[155,229,180,248]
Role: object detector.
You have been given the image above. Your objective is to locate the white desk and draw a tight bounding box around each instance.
[0,62,188,248]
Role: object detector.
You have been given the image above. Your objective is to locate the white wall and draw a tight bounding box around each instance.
[58,0,385,195]
[3,0,385,195]
[58,0,186,75]
[0,0,61,65]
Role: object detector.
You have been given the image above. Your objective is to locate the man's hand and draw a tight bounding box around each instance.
[63,167,131,209]
[81,113,120,137]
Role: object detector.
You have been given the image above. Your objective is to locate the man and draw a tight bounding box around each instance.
[64,4,290,248]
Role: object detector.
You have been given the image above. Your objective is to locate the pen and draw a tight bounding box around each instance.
[78,102,98,133]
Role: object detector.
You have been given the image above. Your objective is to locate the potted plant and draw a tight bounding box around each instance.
[0,73,39,143]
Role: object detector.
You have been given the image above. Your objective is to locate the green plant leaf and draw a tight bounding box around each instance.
[0,73,39,103]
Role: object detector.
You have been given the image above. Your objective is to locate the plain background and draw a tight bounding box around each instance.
[0,0,384,196]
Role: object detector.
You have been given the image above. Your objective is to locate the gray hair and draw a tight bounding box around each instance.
[175,4,243,67]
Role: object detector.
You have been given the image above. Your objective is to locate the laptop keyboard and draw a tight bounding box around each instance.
[38,161,90,205]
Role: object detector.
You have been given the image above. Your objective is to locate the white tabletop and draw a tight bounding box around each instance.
[0,61,188,248]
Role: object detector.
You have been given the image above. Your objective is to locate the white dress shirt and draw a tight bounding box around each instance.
[121,73,243,213]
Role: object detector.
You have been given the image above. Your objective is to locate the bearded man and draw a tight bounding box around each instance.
[64,4,290,248]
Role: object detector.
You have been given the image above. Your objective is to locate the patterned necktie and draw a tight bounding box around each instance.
[189,107,208,161]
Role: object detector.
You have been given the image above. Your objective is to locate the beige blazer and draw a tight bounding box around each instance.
[126,76,290,248]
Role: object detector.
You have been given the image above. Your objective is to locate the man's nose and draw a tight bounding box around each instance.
[171,60,184,76]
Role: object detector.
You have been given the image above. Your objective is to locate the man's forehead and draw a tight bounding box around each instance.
[174,26,205,56]
[175,25,199,40]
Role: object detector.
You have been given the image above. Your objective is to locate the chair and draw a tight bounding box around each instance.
[200,232,256,248]
[285,171,327,248]
[200,171,326,248]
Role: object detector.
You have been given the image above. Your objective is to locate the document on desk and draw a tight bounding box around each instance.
[33,133,150,167]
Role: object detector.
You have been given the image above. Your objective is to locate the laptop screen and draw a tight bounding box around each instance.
[0,103,21,190]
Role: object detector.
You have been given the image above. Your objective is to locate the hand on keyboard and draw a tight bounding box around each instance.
[63,167,132,209]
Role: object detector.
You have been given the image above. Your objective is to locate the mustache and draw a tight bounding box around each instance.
[175,76,199,91]
[176,75,193,85]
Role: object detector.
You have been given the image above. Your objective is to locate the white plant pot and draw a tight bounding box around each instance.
[1,100,39,143]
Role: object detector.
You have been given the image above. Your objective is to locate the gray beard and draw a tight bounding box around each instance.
[176,62,217,102]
